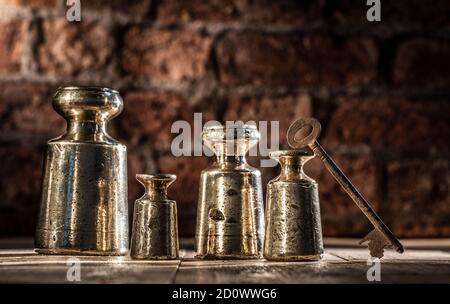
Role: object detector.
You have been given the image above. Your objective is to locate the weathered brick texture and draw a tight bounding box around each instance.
[0,83,64,138]
[38,18,109,76]
[121,27,212,82]
[216,33,378,86]
[0,19,26,73]
[330,0,450,28]
[0,0,56,8]
[83,0,151,16]
[0,143,44,236]
[323,97,450,151]
[117,90,213,148]
[386,159,450,237]
[393,39,450,88]
[127,149,148,204]
[157,0,322,25]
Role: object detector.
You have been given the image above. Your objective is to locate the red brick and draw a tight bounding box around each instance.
[0,83,65,138]
[127,150,148,203]
[216,32,377,86]
[116,90,213,147]
[382,0,450,26]
[386,159,450,237]
[118,91,186,146]
[38,18,109,76]
[157,154,211,236]
[157,0,237,23]
[223,94,312,147]
[0,0,57,8]
[0,19,26,73]
[0,144,44,236]
[304,154,379,236]
[330,0,450,28]
[121,27,212,82]
[157,0,322,25]
[393,39,450,88]
[83,0,151,16]
[323,97,450,150]
[126,150,148,230]
[251,158,282,196]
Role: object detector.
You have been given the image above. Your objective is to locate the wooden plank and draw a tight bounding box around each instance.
[175,258,450,284]
[1,239,450,284]
[328,248,450,262]
[176,251,361,284]
[324,238,450,249]
[176,249,450,284]
[0,250,181,283]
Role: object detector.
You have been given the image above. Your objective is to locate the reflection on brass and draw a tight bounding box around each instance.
[35,86,129,255]
[287,118,404,258]
[264,149,324,261]
[130,174,179,260]
[195,125,264,259]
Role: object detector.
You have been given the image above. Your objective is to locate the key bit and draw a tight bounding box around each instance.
[287,118,404,258]
[359,229,391,259]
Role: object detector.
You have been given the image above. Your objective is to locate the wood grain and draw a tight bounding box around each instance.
[0,238,448,284]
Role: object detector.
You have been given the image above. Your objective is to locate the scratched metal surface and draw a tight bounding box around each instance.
[0,238,449,283]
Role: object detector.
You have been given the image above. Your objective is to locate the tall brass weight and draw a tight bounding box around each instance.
[35,87,129,255]
[195,125,265,259]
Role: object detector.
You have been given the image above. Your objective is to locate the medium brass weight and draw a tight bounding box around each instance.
[287,118,404,258]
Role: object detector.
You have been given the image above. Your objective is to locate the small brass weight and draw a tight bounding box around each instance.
[130,174,179,260]
[287,118,404,258]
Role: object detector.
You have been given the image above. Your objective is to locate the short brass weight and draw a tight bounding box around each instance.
[287,118,404,258]
[130,174,179,260]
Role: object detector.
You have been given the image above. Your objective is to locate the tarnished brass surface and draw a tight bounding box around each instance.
[195,125,265,259]
[287,117,404,258]
[35,86,129,255]
[131,174,179,260]
[264,149,324,261]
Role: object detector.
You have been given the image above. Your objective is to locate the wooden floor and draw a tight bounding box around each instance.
[0,238,449,283]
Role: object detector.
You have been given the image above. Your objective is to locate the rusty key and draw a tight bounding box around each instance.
[287,118,404,258]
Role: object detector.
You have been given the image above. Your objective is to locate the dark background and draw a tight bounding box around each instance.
[0,0,449,238]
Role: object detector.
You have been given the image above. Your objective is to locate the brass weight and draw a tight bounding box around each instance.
[35,87,129,255]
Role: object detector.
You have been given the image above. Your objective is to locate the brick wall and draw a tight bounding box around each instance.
[0,0,449,238]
